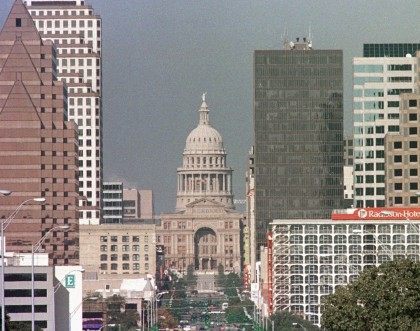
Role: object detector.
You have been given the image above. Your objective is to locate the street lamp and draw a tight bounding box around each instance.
[0,194,45,331]
[32,225,69,331]
[69,295,99,331]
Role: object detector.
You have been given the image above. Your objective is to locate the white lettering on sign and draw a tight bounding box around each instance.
[368,210,420,219]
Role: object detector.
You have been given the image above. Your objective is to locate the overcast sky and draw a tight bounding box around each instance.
[1,0,419,213]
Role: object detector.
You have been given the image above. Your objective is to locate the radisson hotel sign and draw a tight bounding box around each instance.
[331,208,420,221]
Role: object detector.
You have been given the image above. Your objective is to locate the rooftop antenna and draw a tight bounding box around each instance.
[308,25,312,42]
[308,25,313,49]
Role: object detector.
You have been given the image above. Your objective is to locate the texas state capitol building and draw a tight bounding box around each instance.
[157,95,243,273]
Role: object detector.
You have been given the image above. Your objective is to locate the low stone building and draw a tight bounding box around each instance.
[79,220,156,276]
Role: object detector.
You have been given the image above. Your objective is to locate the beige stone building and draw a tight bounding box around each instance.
[79,221,156,276]
[157,95,243,273]
[385,91,420,206]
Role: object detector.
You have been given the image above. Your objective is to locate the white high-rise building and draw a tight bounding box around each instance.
[26,0,103,224]
[353,44,419,208]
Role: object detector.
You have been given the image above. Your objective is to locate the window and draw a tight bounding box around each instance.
[409,99,417,108]
[394,169,402,177]
[111,263,118,270]
[394,155,402,163]
[410,169,418,176]
[393,141,402,149]
[394,197,403,204]
[409,113,417,121]
[132,254,140,261]
[409,127,417,135]
[15,18,21,27]
[122,254,129,261]
[409,141,417,149]
[100,254,107,261]
[394,183,402,190]
[132,236,140,242]
[122,236,129,242]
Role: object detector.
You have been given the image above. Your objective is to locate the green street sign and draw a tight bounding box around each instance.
[65,274,75,288]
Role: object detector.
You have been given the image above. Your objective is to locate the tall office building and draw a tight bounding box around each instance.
[253,38,343,251]
[353,44,419,207]
[385,90,419,206]
[102,182,123,224]
[0,0,79,264]
[26,0,103,224]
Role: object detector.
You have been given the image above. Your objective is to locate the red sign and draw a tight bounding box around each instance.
[331,208,420,221]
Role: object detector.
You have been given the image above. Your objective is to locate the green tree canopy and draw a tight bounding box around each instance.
[322,259,420,331]
[105,294,139,329]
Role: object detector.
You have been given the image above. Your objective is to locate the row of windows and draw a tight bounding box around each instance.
[393,140,418,149]
[392,196,419,205]
[100,263,148,271]
[353,88,412,97]
[392,154,418,163]
[100,235,145,243]
[6,305,47,313]
[100,254,148,262]
[100,245,148,252]
[285,224,416,234]
[289,234,419,244]
[392,168,418,177]
[31,9,94,16]
[4,274,47,282]
[285,254,417,264]
[392,182,418,191]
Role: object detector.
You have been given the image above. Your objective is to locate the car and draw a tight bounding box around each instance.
[222,302,229,310]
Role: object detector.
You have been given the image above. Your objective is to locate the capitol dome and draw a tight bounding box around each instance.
[176,94,234,211]
[184,95,225,153]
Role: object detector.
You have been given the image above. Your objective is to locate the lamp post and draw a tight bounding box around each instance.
[31,225,69,331]
[0,194,44,331]
[69,295,99,331]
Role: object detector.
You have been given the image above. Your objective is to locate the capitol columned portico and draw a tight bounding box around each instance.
[157,95,243,273]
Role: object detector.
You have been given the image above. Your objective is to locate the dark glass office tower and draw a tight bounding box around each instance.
[253,39,343,250]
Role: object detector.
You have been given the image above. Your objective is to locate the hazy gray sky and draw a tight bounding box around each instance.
[1,0,419,213]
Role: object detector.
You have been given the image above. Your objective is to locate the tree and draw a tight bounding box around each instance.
[271,311,319,331]
[157,308,178,329]
[185,264,197,289]
[216,264,226,289]
[322,259,420,331]
[105,295,139,330]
